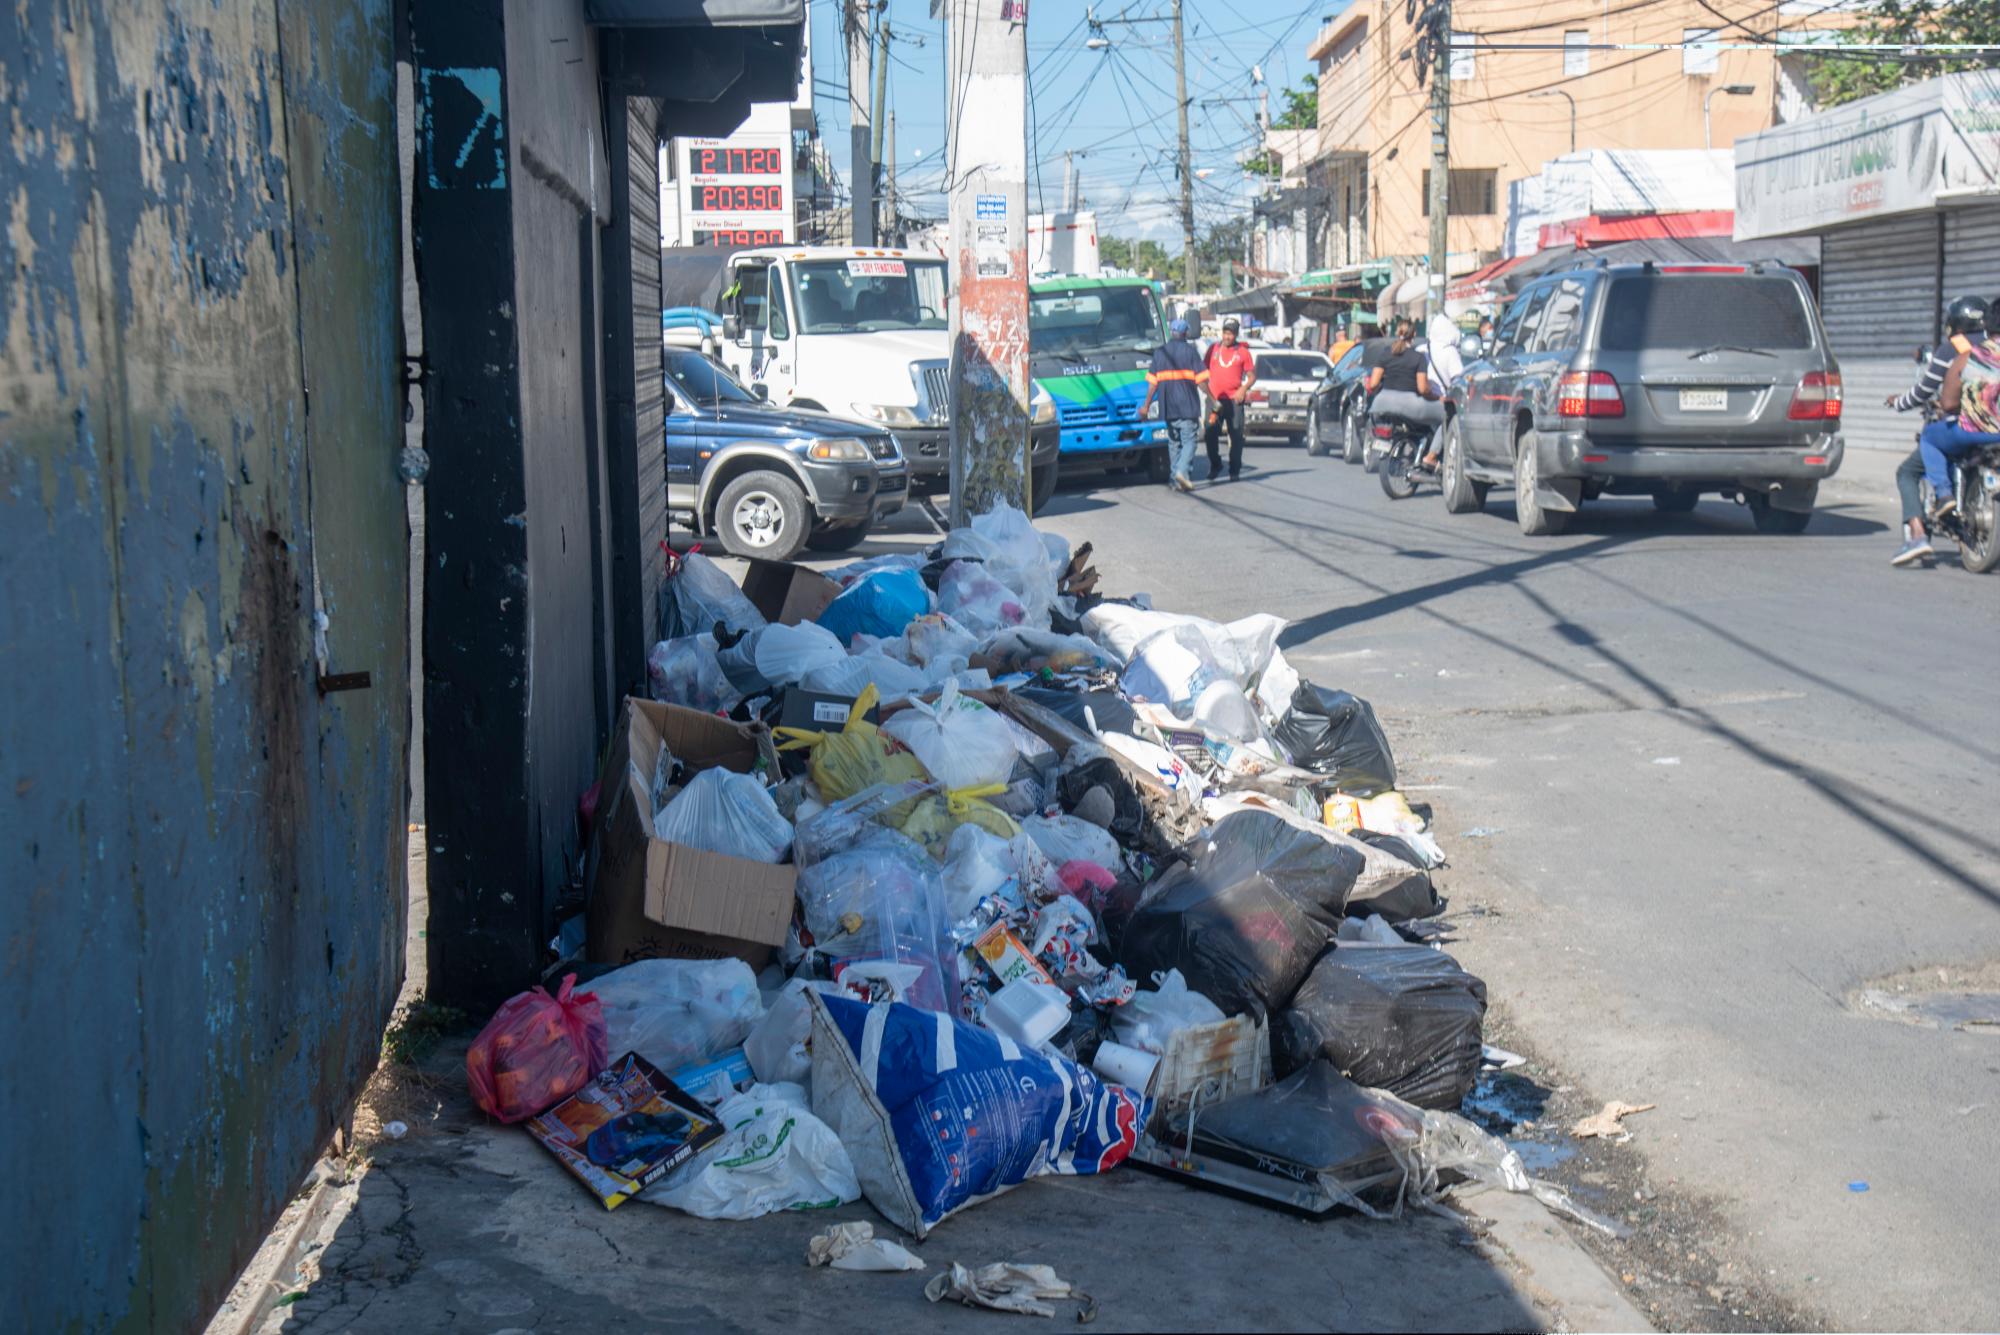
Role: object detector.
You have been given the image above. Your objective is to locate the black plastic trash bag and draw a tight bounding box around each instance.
[1017,687,1144,740]
[1271,685,1396,796]
[1347,834,1444,922]
[1118,811,1362,1019]
[1273,944,1487,1110]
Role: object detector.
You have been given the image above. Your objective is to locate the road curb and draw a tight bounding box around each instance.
[1467,1190,1654,1333]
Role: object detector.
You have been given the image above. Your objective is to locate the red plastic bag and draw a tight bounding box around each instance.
[466,974,608,1123]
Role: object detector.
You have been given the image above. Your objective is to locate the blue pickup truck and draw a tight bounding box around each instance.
[664,347,907,561]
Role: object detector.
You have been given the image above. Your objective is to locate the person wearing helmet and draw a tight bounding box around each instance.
[1202,317,1256,483]
[1915,296,2000,522]
[1889,294,1990,567]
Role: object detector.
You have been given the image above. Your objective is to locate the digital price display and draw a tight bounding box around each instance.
[690,146,785,176]
[692,229,786,248]
[691,183,786,213]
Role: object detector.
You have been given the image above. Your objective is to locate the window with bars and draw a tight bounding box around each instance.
[1420,168,1498,216]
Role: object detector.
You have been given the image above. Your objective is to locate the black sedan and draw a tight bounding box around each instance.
[1304,340,1380,464]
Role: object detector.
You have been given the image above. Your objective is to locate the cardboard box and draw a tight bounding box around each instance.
[525,1053,722,1210]
[742,559,841,626]
[584,697,796,969]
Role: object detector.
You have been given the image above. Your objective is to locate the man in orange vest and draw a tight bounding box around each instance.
[1140,317,1208,493]
[1203,317,1257,483]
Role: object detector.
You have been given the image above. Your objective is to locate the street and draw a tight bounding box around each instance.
[997,442,1998,1330]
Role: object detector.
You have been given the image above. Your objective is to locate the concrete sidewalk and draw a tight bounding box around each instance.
[229,1038,1646,1335]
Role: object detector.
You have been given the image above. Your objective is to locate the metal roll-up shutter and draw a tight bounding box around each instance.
[628,96,668,651]
[1943,203,2000,314]
[1820,215,1940,452]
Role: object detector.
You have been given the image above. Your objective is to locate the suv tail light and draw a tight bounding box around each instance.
[1558,370,1625,418]
[1787,370,1843,421]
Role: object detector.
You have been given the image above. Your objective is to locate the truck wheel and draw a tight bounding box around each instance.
[1513,429,1570,536]
[805,521,871,553]
[1145,446,1171,483]
[1031,458,1060,512]
[1748,494,1813,534]
[715,470,809,561]
[1440,419,1487,515]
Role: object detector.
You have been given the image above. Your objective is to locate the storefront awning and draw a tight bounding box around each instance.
[1446,255,1528,301]
[588,0,805,22]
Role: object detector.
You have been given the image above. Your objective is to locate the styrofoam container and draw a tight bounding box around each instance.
[982,979,1072,1051]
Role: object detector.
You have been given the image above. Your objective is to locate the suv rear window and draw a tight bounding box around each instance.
[1598,274,1814,351]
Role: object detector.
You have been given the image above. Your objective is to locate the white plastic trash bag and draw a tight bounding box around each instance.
[754,620,847,685]
[662,550,766,639]
[1111,969,1227,1054]
[937,560,1024,634]
[652,767,793,862]
[745,977,842,1086]
[644,1082,860,1220]
[575,958,765,1071]
[801,651,930,702]
[882,680,1018,792]
[1020,814,1122,872]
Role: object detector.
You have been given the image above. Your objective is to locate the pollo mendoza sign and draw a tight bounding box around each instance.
[1735,71,2000,239]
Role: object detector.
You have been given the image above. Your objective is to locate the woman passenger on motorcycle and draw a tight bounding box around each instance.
[1366,318,1447,469]
[1917,299,2000,521]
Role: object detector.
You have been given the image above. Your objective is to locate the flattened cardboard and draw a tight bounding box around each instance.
[525,1053,722,1210]
[742,559,841,626]
[585,696,795,969]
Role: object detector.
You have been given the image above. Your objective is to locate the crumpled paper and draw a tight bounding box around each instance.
[804,1221,926,1273]
[923,1261,1096,1320]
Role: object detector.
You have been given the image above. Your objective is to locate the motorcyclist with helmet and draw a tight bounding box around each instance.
[1888,294,1989,567]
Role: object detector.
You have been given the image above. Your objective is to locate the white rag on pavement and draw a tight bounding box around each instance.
[923,1261,1094,1319]
[804,1221,926,1272]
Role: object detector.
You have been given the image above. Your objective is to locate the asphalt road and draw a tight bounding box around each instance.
[991,442,1998,1332]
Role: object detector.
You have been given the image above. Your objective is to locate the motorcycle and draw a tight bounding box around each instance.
[1923,443,2000,573]
[1373,414,1439,500]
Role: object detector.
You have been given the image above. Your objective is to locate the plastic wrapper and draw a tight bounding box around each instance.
[1020,813,1122,872]
[941,824,1019,918]
[1117,810,1362,1019]
[575,959,765,1073]
[650,767,793,863]
[1323,790,1427,839]
[776,686,931,804]
[808,993,1145,1239]
[466,975,609,1123]
[660,550,766,641]
[938,560,1026,634]
[1271,684,1397,796]
[795,824,959,1013]
[1109,968,1227,1054]
[817,568,933,645]
[972,629,1113,676]
[647,633,741,713]
[1272,945,1487,1110]
[754,620,848,686]
[882,680,1018,792]
[643,1081,860,1220]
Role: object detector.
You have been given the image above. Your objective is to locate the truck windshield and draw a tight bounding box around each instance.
[1030,285,1165,358]
[665,348,758,406]
[790,259,948,334]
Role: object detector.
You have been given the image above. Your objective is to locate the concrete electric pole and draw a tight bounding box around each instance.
[871,10,891,238]
[885,110,898,244]
[945,0,1031,523]
[1173,0,1196,295]
[1426,2,1451,323]
[848,0,876,245]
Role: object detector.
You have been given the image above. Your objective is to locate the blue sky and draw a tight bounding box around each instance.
[807,0,1343,242]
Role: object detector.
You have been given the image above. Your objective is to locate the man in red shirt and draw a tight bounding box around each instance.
[1203,318,1257,483]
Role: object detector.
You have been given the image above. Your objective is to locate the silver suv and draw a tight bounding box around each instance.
[1440,262,1844,535]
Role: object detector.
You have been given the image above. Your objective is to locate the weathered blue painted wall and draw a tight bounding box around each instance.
[0,2,406,1330]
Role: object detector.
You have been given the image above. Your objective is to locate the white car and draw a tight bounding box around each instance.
[1243,349,1334,444]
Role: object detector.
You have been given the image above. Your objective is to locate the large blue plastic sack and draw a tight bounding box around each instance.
[817,569,932,645]
[807,993,1145,1238]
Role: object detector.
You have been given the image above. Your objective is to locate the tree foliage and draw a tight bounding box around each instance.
[1100,234,1173,277]
[1811,0,2000,107]
[1271,75,1318,131]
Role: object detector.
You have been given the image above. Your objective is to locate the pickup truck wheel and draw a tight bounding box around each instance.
[1748,494,1813,534]
[715,470,809,561]
[1440,419,1487,514]
[805,521,871,553]
[1513,430,1570,536]
[1031,459,1060,512]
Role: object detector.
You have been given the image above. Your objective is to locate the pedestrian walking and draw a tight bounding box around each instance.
[1140,316,1207,493]
[1203,317,1256,482]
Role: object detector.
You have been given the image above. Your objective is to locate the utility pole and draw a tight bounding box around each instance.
[847,0,875,245]
[871,8,891,240]
[1063,150,1077,212]
[885,110,898,244]
[945,0,1030,523]
[1426,2,1451,323]
[1173,0,1196,295]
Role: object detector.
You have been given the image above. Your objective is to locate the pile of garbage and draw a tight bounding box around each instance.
[465,502,1615,1252]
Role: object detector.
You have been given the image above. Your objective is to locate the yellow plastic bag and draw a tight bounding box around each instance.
[897,784,1022,859]
[1322,789,1423,838]
[774,685,929,803]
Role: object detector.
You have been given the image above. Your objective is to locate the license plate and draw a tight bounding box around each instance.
[1274,392,1296,407]
[1679,389,1728,412]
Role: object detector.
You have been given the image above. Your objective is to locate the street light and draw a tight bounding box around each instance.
[1704,83,1756,150]
[1529,89,1576,156]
